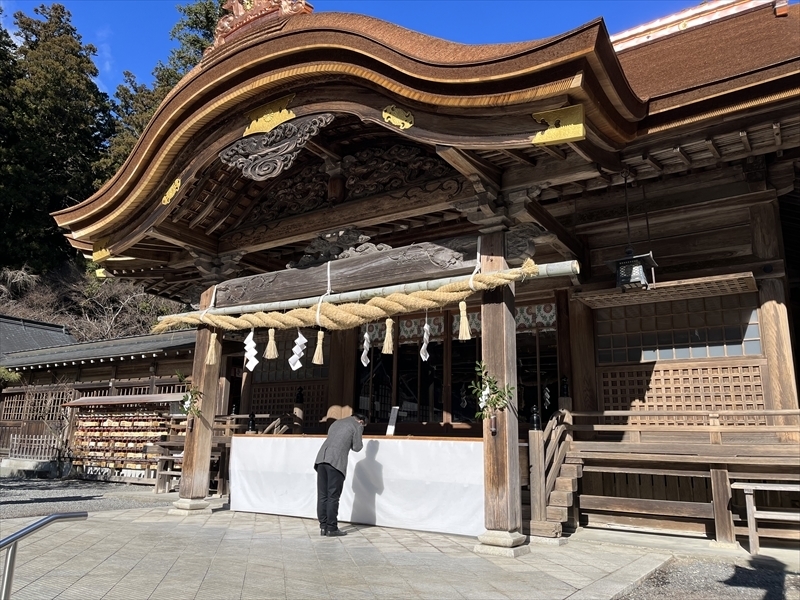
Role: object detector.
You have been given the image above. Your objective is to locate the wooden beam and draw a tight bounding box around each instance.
[218,176,474,254]
[641,151,663,173]
[149,220,219,255]
[215,240,482,308]
[306,139,341,162]
[436,146,502,216]
[710,469,736,545]
[740,131,752,152]
[567,140,623,172]
[503,152,604,191]
[507,189,585,261]
[773,122,782,148]
[705,139,722,159]
[539,145,566,160]
[498,149,537,168]
[480,231,523,539]
[672,146,692,167]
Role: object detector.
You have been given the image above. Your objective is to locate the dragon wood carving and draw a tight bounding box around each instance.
[219,113,334,181]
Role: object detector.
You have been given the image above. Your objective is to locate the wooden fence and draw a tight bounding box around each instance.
[9,434,59,461]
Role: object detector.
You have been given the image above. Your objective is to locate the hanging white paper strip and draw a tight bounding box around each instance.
[361,331,371,367]
[244,329,259,372]
[419,322,431,362]
[289,329,307,371]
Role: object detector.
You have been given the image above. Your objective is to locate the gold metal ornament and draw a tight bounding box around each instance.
[531,105,585,145]
[382,105,414,130]
[161,178,181,205]
[243,94,297,136]
[92,238,111,263]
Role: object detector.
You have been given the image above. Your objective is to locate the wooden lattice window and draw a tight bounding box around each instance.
[595,293,761,365]
[250,381,328,425]
[115,384,151,396]
[598,360,767,425]
[1,392,26,420]
[77,387,110,398]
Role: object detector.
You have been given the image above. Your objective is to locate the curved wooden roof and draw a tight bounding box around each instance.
[51,2,800,302]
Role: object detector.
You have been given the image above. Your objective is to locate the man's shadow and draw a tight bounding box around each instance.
[723,555,789,600]
[351,440,384,526]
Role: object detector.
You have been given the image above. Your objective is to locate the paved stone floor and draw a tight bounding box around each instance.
[0,503,670,600]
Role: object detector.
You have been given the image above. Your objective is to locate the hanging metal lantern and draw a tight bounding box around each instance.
[607,249,657,291]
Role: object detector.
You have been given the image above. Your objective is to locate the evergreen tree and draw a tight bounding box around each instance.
[101,0,225,175]
[1,4,113,272]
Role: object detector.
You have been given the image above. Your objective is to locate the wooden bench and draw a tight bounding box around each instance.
[730,482,800,555]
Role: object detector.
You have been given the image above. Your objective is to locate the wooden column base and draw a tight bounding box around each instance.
[473,530,530,557]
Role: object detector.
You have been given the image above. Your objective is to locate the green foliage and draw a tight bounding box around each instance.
[177,371,203,417]
[0,366,22,388]
[469,361,515,420]
[101,0,225,176]
[0,4,114,272]
[153,0,225,89]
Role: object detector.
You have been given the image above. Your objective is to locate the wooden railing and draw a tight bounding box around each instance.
[565,408,800,545]
[528,401,573,537]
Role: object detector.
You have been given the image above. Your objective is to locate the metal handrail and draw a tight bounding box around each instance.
[0,512,87,600]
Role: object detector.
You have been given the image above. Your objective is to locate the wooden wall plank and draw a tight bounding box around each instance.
[568,297,596,414]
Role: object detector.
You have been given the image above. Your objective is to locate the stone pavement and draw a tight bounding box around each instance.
[0,502,670,600]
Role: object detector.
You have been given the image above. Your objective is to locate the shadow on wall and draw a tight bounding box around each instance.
[351,439,384,526]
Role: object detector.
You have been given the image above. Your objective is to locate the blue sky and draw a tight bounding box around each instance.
[1,0,702,95]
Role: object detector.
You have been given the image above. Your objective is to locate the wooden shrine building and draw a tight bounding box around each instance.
[50,0,799,552]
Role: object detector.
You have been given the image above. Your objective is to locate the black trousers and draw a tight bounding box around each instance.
[316,462,345,531]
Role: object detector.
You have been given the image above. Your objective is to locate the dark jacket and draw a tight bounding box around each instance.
[314,416,364,476]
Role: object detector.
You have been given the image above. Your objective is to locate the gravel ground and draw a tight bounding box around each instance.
[619,556,800,600]
[0,478,175,521]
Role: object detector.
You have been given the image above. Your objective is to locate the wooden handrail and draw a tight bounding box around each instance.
[571,409,800,417]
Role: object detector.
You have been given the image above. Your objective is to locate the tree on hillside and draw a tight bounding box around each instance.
[101,0,225,175]
[0,265,186,342]
[0,4,114,273]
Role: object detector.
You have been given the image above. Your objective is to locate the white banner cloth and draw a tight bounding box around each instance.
[230,436,485,536]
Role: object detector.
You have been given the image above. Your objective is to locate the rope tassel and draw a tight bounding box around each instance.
[458,301,471,341]
[205,331,218,365]
[382,318,394,354]
[312,330,325,365]
[264,328,278,359]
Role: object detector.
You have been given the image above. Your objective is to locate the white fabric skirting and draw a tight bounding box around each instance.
[230,436,485,537]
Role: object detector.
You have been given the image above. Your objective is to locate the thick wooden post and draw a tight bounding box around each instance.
[326,329,357,422]
[710,468,737,547]
[474,232,528,556]
[759,279,799,438]
[569,297,597,414]
[171,287,223,514]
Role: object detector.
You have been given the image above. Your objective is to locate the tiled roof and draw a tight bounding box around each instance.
[618,3,800,103]
[0,329,196,368]
[0,315,75,358]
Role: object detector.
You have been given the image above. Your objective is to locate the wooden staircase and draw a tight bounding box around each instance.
[524,400,581,538]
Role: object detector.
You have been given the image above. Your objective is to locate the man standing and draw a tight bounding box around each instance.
[314,412,365,537]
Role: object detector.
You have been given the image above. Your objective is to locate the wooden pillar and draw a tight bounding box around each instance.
[171,287,223,514]
[326,329,357,422]
[555,290,572,393]
[759,278,799,439]
[569,297,597,414]
[475,231,527,555]
[239,370,253,415]
[710,468,737,546]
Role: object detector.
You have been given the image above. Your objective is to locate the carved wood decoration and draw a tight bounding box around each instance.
[209,0,312,54]
[343,145,452,200]
[219,113,334,181]
[220,143,458,249]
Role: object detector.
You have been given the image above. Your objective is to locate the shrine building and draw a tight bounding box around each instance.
[25,0,800,552]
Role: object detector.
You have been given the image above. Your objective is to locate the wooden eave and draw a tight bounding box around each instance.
[51,12,645,247]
